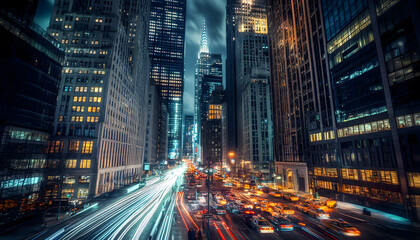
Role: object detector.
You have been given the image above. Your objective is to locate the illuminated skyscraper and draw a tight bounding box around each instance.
[149,0,186,161]
[47,0,150,199]
[228,0,274,181]
[268,0,420,220]
[193,21,223,164]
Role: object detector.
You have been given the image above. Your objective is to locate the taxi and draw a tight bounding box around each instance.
[323,219,361,237]
[251,215,275,233]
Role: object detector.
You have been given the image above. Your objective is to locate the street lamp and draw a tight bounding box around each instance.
[228,151,236,178]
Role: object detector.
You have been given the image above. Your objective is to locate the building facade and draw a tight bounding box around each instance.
[46,0,150,200]
[321,0,420,220]
[267,0,333,193]
[231,0,274,182]
[226,0,238,158]
[144,84,161,172]
[268,0,420,220]
[202,86,224,167]
[193,21,223,165]
[0,8,64,223]
[182,115,194,160]
[149,0,186,161]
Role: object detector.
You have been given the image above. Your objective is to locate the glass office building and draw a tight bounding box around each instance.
[268,0,420,220]
[149,0,186,161]
[318,0,420,219]
[0,9,64,223]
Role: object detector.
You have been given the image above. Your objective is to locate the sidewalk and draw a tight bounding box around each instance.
[291,190,414,226]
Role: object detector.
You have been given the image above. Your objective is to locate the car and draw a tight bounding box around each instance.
[242,202,254,210]
[256,190,264,195]
[260,199,270,207]
[296,203,310,213]
[259,211,272,218]
[269,191,283,198]
[243,209,255,218]
[250,198,259,205]
[266,216,294,231]
[213,204,226,214]
[217,198,227,205]
[323,219,361,237]
[251,215,275,233]
[226,202,241,213]
[307,208,330,219]
[260,206,273,213]
[273,205,295,216]
[284,194,299,202]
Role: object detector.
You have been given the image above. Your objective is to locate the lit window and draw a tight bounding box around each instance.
[82,141,93,154]
[408,173,420,188]
[66,159,77,168]
[80,159,91,168]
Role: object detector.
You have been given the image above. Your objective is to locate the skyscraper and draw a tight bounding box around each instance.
[0,3,64,223]
[149,0,186,161]
[268,0,420,220]
[321,0,420,220]
[225,0,238,157]
[202,86,224,167]
[230,0,274,181]
[267,0,332,192]
[193,20,223,164]
[182,115,194,160]
[46,0,150,200]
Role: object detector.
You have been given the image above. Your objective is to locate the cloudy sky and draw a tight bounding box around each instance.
[34,0,226,116]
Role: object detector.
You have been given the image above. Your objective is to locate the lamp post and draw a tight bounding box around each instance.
[272,174,277,190]
[228,151,235,179]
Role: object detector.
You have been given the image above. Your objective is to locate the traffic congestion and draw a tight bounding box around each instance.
[179,164,416,240]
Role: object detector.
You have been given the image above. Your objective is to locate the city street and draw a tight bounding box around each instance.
[25,168,184,240]
[177,174,420,240]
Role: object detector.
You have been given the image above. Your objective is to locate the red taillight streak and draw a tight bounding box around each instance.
[221,222,237,240]
[214,222,226,240]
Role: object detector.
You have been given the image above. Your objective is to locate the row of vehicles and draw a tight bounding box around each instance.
[295,200,330,219]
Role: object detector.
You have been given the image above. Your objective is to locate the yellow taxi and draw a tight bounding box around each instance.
[322,219,361,237]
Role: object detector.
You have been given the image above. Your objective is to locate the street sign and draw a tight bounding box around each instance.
[204,214,213,218]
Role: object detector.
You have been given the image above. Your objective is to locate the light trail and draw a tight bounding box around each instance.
[155,193,176,240]
[214,222,226,240]
[221,221,237,240]
[43,167,185,240]
[176,192,190,230]
[179,191,199,230]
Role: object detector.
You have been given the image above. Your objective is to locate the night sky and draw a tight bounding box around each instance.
[34,0,226,116]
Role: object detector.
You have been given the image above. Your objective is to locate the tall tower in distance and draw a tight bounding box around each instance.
[193,20,223,165]
[148,0,187,162]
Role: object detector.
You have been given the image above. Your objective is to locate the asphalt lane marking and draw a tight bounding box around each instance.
[338,212,366,222]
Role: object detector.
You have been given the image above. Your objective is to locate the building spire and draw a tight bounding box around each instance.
[199,18,209,56]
